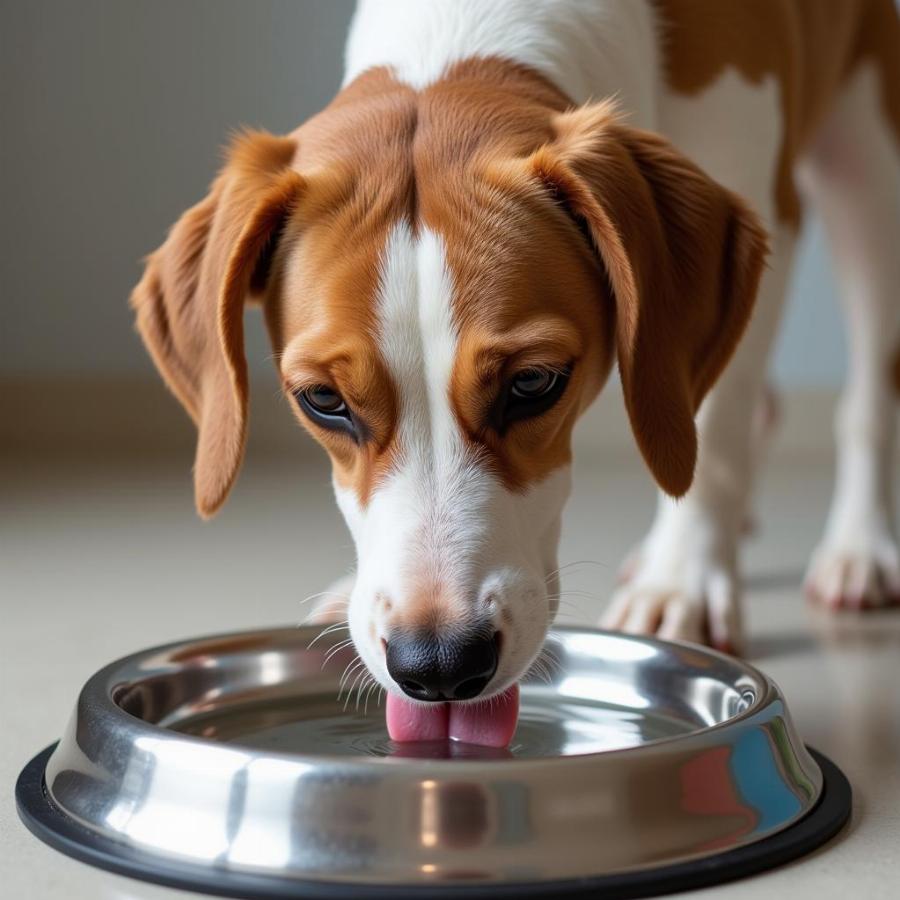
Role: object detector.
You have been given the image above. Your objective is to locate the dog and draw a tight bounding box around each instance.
[132,0,900,744]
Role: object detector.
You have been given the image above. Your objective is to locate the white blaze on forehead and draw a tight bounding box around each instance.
[417,228,460,452]
[337,221,492,606]
[377,223,459,451]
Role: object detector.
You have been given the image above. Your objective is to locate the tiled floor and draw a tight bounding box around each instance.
[2,449,898,899]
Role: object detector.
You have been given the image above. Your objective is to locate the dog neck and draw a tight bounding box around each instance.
[343,0,660,128]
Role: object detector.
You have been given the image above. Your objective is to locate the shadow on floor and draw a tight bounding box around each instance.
[748,632,819,661]
[744,568,807,593]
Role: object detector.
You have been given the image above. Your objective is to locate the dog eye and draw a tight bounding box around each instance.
[295,385,361,442]
[301,385,347,415]
[497,365,572,431]
[510,368,559,399]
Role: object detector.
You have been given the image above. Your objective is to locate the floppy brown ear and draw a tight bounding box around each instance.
[525,102,768,496]
[131,132,303,518]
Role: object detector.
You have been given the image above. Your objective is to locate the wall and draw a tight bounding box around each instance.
[1,0,356,379]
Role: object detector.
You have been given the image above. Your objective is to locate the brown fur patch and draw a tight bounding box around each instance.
[386,577,469,634]
[653,0,900,224]
[131,131,303,517]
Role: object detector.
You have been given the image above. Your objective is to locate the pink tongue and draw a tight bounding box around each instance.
[384,696,449,742]
[386,685,520,749]
[448,685,520,746]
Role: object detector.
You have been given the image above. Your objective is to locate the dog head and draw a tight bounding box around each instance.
[132,68,765,706]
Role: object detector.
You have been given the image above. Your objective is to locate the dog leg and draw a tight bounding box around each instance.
[799,66,900,609]
[742,384,781,536]
[602,223,796,652]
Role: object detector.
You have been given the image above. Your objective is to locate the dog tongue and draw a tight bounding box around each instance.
[384,696,449,742]
[386,686,520,749]
[448,685,520,746]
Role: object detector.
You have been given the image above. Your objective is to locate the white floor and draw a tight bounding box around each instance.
[2,449,899,899]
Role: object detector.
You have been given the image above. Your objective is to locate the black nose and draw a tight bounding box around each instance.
[386,631,499,702]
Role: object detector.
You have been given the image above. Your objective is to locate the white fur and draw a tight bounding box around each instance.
[799,64,900,606]
[661,70,783,224]
[338,223,571,695]
[345,0,659,126]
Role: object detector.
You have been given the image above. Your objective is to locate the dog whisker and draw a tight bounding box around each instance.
[527,658,551,685]
[338,657,363,695]
[343,668,368,711]
[544,560,609,584]
[339,658,364,689]
[340,675,362,709]
[526,638,565,686]
[299,590,351,607]
[300,607,349,628]
[322,638,355,667]
[306,620,350,650]
[537,646,561,666]
[548,599,589,621]
[363,679,380,716]
[358,675,377,713]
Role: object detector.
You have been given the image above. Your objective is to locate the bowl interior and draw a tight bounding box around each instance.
[111,628,760,760]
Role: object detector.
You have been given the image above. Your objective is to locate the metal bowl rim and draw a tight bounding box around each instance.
[81,624,779,772]
[18,742,851,899]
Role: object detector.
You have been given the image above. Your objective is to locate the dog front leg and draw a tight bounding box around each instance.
[800,68,900,609]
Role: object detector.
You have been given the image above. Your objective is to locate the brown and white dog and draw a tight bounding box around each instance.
[132,0,900,745]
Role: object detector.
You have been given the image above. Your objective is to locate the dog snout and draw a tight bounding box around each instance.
[385,630,499,702]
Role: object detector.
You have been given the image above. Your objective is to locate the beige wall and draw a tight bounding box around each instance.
[1,0,355,379]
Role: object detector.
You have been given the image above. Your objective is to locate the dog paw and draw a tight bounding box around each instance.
[303,573,355,624]
[601,545,743,653]
[805,531,900,610]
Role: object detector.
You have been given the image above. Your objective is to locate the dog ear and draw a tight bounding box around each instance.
[514,102,768,496]
[131,132,304,518]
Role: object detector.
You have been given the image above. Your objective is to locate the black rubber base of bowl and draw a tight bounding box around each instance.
[17,743,850,900]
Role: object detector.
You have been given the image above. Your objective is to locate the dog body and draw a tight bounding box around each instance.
[133,1,900,709]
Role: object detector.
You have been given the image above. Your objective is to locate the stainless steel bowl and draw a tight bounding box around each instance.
[17,626,850,898]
